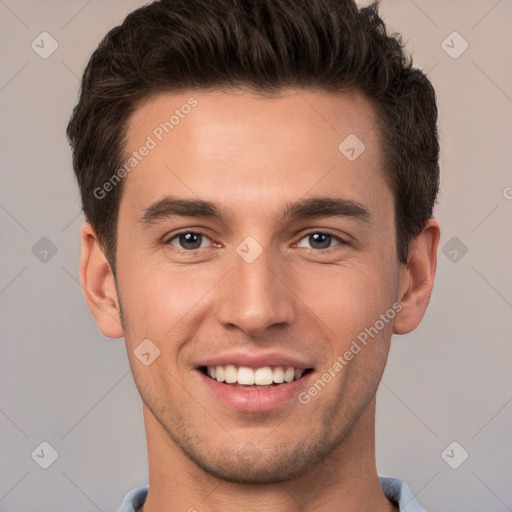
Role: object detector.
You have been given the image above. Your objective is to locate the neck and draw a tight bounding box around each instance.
[139,399,397,512]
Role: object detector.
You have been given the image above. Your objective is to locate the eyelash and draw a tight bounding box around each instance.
[164,230,347,253]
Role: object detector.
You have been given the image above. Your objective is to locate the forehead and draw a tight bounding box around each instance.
[120,88,389,220]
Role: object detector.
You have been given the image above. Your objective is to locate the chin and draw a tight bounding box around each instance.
[175,431,337,485]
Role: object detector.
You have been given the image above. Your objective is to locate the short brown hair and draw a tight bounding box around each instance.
[67,0,439,269]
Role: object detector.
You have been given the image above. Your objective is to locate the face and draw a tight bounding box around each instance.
[113,88,402,483]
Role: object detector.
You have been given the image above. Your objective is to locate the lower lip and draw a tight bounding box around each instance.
[197,370,313,413]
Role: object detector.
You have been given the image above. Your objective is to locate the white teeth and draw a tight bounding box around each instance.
[284,367,295,383]
[237,366,255,385]
[254,367,273,385]
[224,364,237,383]
[273,366,284,383]
[207,364,306,386]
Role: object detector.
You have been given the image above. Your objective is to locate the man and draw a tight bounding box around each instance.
[67,0,440,510]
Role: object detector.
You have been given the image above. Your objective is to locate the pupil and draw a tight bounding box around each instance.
[310,233,330,249]
[180,233,201,250]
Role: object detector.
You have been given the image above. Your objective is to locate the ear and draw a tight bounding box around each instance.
[393,218,440,335]
[80,222,124,338]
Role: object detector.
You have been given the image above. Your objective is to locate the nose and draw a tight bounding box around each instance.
[215,245,296,338]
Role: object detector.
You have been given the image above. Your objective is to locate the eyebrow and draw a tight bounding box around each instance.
[138,195,371,226]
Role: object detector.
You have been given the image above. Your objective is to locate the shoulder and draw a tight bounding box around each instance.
[379,477,428,512]
[117,485,148,512]
[118,480,426,512]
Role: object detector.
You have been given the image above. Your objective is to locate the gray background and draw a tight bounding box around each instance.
[1,0,511,510]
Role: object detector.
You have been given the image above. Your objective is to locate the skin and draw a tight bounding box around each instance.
[80,88,440,512]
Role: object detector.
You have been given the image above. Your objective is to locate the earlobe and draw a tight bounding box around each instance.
[80,223,124,338]
[393,218,440,335]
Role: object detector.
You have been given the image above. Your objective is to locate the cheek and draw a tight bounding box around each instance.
[294,262,397,341]
[116,257,224,342]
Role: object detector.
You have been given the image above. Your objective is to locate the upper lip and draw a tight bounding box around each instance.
[197,351,314,370]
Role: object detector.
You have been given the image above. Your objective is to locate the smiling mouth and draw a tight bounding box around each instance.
[199,365,314,389]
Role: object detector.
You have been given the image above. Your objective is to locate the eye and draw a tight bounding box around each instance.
[166,231,213,251]
[296,232,344,251]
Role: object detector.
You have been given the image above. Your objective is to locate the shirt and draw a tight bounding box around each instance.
[117,477,427,511]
